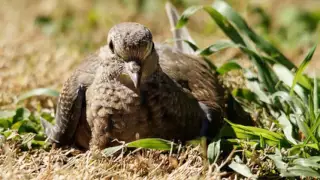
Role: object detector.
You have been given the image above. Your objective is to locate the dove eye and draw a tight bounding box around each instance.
[109,40,115,54]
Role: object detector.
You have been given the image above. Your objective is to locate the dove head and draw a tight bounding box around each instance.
[100,22,159,89]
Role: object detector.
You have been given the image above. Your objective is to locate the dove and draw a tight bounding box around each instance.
[41,3,252,150]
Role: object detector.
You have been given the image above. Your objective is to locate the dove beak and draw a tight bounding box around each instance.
[124,61,141,89]
[128,71,140,88]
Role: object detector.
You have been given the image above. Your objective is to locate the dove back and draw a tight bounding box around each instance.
[164,2,254,137]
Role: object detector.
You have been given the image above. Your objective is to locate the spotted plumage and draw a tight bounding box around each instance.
[41,12,252,150]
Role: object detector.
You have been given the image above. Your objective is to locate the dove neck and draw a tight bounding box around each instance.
[138,48,159,80]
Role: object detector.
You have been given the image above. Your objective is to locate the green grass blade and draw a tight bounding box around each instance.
[17,88,59,103]
[212,0,295,70]
[198,40,238,56]
[309,95,316,122]
[183,40,199,52]
[181,40,217,70]
[272,64,307,102]
[290,45,317,96]
[271,91,305,115]
[296,117,319,149]
[229,156,257,179]
[126,138,175,151]
[202,6,247,47]
[0,119,11,130]
[224,119,285,142]
[306,114,320,143]
[175,6,203,29]
[201,5,277,93]
[207,139,221,164]
[103,145,124,157]
[314,74,319,117]
[297,75,313,90]
[12,108,30,125]
[232,88,258,103]
[177,4,278,93]
[244,70,271,104]
[286,165,320,178]
[241,47,277,93]
[217,61,242,75]
[293,157,320,169]
[0,110,16,119]
[290,143,319,151]
[277,112,298,145]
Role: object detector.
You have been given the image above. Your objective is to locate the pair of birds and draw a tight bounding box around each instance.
[41,3,252,150]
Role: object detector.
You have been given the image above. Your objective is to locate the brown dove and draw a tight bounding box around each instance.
[41,4,252,151]
[41,22,226,150]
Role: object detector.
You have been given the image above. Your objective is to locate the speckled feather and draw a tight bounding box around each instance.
[41,23,228,150]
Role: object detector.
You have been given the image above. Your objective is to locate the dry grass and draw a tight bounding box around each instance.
[1,0,320,179]
[1,142,227,179]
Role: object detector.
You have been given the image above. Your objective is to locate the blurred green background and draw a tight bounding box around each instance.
[0,0,320,109]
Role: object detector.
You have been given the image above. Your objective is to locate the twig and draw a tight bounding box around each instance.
[218,148,236,170]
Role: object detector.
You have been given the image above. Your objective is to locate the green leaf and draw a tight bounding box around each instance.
[277,112,298,145]
[34,15,57,36]
[290,45,317,96]
[126,138,175,151]
[12,108,30,125]
[314,76,319,117]
[244,70,271,104]
[6,130,20,141]
[241,47,277,93]
[0,119,10,131]
[21,133,36,149]
[271,91,305,115]
[35,16,52,26]
[232,88,257,102]
[229,155,257,178]
[176,6,203,28]
[273,64,307,102]
[31,139,47,148]
[224,119,285,145]
[293,157,320,169]
[260,134,265,148]
[0,110,16,119]
[2,130,12,138]
[217,61,242,75]
[285,165,320,178]
[267,149,288,172]
[18,121,38,134]
[207,139,221,164]
[178,3,278,93]
[17,88,59,103]
[183,40,199,52]
[103,145,124,157]
[198,40,238,56]
[306,114,320,144]
[267,150,320,177]
[290,143,319,152]
[296,117,319,149]
[298,75,313,90]
[11,120,27,130]
[212,0,295,70]
[202,6,247,47]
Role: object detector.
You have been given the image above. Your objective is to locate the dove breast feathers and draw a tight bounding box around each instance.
[42,24,227,150]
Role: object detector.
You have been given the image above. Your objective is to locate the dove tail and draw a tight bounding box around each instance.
[40,117,60,143]
[165,1,196,55]
[226,95,254,126]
